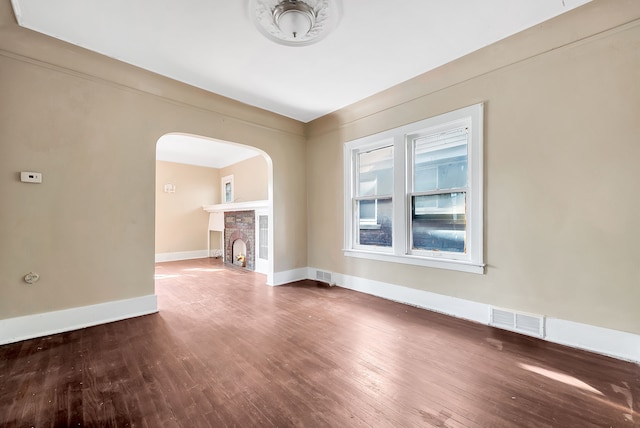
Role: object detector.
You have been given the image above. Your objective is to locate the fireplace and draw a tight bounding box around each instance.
[232,239,247,267]
[224,210,255,270]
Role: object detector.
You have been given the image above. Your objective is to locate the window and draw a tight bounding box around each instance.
[354,146,393,248]
[221,175,234,203]
[344,104,484,273]
[409,127,468,257]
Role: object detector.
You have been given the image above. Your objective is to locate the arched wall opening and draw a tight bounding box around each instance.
[155,132,274,285]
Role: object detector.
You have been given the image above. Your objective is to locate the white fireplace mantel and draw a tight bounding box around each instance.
[202,200,269,213]
[203,200,269,264]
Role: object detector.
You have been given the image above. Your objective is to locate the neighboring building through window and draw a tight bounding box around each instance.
[344,103,484,273]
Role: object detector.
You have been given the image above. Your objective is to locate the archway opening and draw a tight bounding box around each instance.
[155,132,274,284]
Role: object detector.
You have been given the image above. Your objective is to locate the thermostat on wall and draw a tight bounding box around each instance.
[21,171,42,183]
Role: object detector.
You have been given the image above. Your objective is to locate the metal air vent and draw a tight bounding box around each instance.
[490,307,545,338]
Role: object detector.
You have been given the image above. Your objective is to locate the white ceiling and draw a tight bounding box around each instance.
[12,0,591,124]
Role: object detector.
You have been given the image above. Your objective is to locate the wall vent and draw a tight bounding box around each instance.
[315,270,334,286]
[490,307,545,338]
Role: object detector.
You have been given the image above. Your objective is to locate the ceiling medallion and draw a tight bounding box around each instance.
[249,0,342,47]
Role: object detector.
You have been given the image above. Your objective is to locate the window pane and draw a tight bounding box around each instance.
[415,166,437,191]
[359,200,376,221]
[414,129,467,192]
[357,197,392,247]
[225,182,232,202]
[358,146,393,196]
[412,193,466,253]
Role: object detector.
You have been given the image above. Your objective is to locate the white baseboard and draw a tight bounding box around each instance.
[155,250,209,263]
[271,267,308,286]
[307,268,639,363]
[0,294,158,345]
[336,272,489,324]
[545,318,640,363]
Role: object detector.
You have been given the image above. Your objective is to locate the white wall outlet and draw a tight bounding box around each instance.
[20,171,42,183]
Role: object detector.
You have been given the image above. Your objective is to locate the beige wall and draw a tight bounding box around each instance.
[306,1,640,335]
[219,155,269,203]
[155,161,218,254]
[0,0,306,319]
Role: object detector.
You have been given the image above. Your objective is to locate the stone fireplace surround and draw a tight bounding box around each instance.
[224,210,255,271]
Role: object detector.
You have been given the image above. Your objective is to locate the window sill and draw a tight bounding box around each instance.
[343,249,485,274]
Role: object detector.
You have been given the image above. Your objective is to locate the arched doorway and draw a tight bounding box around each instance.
[155,133,274,284]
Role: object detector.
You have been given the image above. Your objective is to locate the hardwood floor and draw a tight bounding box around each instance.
[1,258,638,427]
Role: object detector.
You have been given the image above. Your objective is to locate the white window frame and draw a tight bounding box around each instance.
[343,103,484,274]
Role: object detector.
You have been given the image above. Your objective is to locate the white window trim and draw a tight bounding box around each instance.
[343,103,484,274]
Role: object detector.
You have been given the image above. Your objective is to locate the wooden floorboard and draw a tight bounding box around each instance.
[1,257,638,427]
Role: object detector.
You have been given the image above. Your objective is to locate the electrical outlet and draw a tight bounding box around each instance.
[24,272,40,284]
[20,171,42,183]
